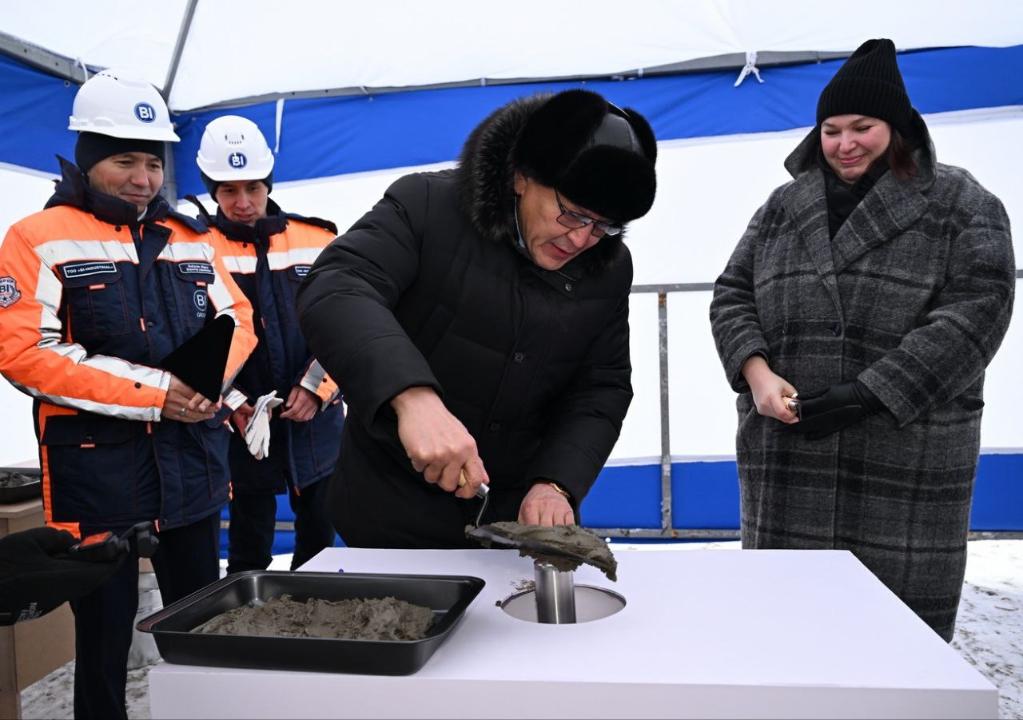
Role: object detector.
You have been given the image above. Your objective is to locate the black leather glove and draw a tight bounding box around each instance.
[789,381,884,440]
[0,527,126,625]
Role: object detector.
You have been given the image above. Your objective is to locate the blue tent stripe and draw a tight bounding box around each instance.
[2,45,1023,192]
[579,453,1023,532]
[0,53,78,175]
[171,44,1023,196]
[216,451,1023,559]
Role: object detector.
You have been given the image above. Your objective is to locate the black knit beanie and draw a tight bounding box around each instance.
[816,39,913,137]
[201,172,273,200]
[512,90,657,224]
[75,132,165,174]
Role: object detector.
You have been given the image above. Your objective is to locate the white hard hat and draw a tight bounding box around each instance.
[68,68,179,142]
[196,115,275,181]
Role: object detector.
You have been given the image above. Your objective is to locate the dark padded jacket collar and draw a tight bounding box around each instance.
[46,156,208,233]
[188,197,337,247]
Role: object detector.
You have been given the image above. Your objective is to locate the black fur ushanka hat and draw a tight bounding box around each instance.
[512,90,657,224]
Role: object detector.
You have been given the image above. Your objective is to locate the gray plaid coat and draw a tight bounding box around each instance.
[709,117,1015,641]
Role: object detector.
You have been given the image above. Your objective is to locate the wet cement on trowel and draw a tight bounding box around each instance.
[467,522,618,581]
[192,594,434,641]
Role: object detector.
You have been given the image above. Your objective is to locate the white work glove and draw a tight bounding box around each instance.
[244,391,284,460]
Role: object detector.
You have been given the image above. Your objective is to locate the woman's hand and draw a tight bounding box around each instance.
[741,355,799,424]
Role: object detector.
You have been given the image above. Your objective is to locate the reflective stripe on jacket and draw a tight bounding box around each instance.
[196,199,343,493]
[0,159,257,533]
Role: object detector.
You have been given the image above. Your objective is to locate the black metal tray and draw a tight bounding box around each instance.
[137,570,485,676]
[0,467,41,504]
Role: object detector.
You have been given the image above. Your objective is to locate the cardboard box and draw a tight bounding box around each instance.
[0,500,76,690]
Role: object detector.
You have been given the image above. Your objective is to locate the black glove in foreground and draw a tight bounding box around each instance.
[0,526,125,625]
[789,381,884,440]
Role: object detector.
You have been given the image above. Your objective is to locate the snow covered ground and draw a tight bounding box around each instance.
[21,539,1022,719]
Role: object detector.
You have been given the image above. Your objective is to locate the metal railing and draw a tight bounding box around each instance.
[585,279,1023,541]
[587,283,732,540]
[257,276,1023,542]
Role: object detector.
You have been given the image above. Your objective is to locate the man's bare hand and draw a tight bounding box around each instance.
[160,376,219,423]
[279,386,319,422]
[391,386,488,499]
[518,483,574,526]
[231,402,255,435]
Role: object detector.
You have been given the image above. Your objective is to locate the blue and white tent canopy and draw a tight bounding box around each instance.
[3,0,1023,194]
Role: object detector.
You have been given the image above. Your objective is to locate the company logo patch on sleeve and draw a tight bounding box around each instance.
[0,277,21,308]
[178,262,215,275]
[293,265,312,278]
[61,261,117,279]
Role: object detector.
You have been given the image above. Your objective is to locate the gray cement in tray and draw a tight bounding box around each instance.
[467,522,618,580]
[192,594,434,641]
[0,471,38,487]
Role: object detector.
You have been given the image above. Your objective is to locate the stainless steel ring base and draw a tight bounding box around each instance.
[500,585,626,623]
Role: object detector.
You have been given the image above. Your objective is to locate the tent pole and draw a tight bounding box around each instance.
[163,0,200,101]
[0,30,90,82]
[162,0,199,203]
[162,144,178,206]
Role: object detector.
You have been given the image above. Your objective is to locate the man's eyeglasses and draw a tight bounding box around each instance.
[554,190,623,238]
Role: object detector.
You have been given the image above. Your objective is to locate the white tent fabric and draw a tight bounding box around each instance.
[5,0,1023,109]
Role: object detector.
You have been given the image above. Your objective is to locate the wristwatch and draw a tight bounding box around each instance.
[546,481,571,501]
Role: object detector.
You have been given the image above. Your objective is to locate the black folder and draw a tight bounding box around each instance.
[158,315,235,402]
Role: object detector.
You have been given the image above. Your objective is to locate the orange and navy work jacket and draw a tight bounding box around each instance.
[0,159,257,536]
[195,199,343,494]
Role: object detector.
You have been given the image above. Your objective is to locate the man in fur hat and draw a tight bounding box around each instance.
[298,90,657,547]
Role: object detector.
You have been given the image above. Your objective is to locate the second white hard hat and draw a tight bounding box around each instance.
[68,68,179,142]
[196,115,275,181]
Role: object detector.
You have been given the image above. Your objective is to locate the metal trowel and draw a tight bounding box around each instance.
[459,471,490,527]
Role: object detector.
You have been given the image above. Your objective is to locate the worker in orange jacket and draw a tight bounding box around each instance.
[0,69,256,720]
[190,115,343,573]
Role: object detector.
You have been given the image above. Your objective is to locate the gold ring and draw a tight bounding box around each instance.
[458,469,467,488]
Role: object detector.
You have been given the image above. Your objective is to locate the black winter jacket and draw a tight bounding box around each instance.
[298,95,634,548]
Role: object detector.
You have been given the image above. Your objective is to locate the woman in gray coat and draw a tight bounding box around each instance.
[709,39,1015,641]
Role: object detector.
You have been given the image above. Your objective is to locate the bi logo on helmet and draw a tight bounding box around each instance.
[134,103,156,123]
[228,152,247,169]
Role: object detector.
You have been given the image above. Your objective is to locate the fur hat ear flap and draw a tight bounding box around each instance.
[513,89,657,224]
[622,107,657,165]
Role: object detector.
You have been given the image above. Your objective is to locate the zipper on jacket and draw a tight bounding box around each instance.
[148,415,167,531]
